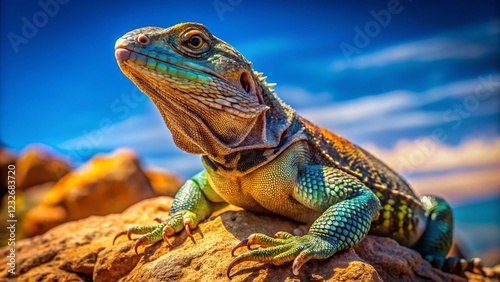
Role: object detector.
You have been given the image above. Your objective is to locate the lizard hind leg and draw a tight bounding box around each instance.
[412,195,482,275]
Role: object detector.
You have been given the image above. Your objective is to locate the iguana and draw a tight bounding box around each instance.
[113,22,480,278]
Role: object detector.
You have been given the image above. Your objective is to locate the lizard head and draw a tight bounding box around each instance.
[115,23,294,163]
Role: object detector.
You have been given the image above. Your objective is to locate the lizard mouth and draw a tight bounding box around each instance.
[115,48,226,84]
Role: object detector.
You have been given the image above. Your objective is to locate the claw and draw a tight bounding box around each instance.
[134,236,147,255]
[292,252,310,276]
[231,238,249,256]
[113,230,128,245]
[153,217,163,223]
[162,225,175,239]
[163,236,172,247]
[227,254,251,279]
[184,222,193,238]
[161,225,174,247]
[184,222,197,244]
[157,225,172,247]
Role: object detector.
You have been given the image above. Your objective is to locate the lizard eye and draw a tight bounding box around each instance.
[179,29,210,55]
[188,35,203,49]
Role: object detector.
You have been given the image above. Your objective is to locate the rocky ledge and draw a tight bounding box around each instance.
[0,197,497,282]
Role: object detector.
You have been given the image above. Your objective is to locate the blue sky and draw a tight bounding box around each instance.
[1,0,499,260]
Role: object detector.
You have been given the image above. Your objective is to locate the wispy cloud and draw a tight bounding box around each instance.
[363,138,500,175]
[409,165,500,202]
[276,85,332,108]
[58,110,180,158]
[341,111,444,136]
[330,20,499,71]
[299,89,416,124]
[295,73,499,135]
[363,137,500,202]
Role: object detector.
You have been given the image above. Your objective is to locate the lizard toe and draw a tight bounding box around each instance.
[231,233,285,256]
[113,224,158,245]
[228,233,336,278]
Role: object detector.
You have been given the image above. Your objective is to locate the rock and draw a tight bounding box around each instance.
[23,149,155,237]
[354,237,461,282]
[145,169,184,197]
[15,144,71,191]
[1,197,496,282]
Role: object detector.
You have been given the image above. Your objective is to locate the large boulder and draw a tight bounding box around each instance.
[145,169,184,197]
[15,145,71,191]
[22,149,155,237]
[0,197,495,281]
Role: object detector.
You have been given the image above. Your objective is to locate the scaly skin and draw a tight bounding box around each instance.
[113,22,480,278]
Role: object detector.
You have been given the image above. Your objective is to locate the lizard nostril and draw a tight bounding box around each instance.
[136,34,150,46]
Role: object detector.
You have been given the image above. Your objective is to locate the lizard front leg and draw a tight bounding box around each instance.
[228,165,381,277]
[114,170,221,253]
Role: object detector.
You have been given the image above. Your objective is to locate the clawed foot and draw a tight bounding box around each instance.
[227,231,336,278]
[112,211,197,254]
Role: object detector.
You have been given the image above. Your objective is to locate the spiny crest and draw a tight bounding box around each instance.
[250,70,294,118]
[253,71,277,92]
